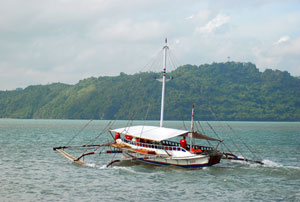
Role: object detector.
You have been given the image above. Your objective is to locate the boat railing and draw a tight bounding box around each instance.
[162,139,214,152]
[187,144,214,152]
[122,138,187,152]
[161,140,180,147]
[122,138,214,153]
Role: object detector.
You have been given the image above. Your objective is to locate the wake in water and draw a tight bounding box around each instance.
[262,160,300,170]
[85,163,107,169]
[84,162,140,174]
[84,157,300,172]
[227,158,300,170]
[262,159,282,167]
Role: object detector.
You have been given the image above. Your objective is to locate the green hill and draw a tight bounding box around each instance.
[1,62,299,121]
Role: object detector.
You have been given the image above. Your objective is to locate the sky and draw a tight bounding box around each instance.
[0,0,300,90]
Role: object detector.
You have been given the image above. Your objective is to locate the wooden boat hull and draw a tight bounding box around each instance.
[124,150,222,168]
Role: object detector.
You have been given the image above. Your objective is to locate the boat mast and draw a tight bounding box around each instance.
[190,104,194,151]
[160,38,169,127]
[191,104,195,132]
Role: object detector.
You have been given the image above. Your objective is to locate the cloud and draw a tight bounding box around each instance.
[251,36,300,75]
[195,14,230,33]
[89,19,165,42]
[186,10,211,22]
[186,15,195,20]
[272,37,300,56]
[0,0,300,90]
[274,36,290,45]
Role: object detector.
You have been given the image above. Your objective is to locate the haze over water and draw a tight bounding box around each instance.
[0,120,299,201]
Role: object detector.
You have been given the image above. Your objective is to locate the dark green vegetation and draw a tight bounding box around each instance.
[1,62,299,121]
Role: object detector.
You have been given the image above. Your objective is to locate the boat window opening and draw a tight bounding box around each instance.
[122,137,214,153]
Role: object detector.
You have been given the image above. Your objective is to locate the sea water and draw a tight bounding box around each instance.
[0,120,299,202]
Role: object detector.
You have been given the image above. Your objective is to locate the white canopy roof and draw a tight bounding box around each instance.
[110,125,189,141]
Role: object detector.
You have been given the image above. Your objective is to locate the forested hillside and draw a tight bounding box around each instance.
[1,62,299,121]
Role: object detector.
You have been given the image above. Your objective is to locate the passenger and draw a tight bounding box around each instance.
[125,135,132,140]
[114,132,121,141]
[180,136,187,149]
[192,147,202,153]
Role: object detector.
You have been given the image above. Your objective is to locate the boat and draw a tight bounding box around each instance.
[53,39,263,168]
[109,124,223,168]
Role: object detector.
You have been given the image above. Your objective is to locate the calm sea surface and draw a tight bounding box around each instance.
[0,119,299,202]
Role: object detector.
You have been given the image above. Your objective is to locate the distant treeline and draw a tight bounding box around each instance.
[1,62,299,121]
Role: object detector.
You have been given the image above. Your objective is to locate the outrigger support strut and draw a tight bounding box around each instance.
[106,160,121,167]
[53,143,112,151]
[223,152,264,165]
[53,141,123,166]
[75,152,95,161]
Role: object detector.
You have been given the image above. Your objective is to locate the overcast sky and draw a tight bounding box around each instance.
[0,0,299,90]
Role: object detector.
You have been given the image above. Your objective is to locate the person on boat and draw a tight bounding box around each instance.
[136,138,140,146]
[114,132,121,141]
[180,136,187,149]
[125,135,132,140]
[192,147,202,153]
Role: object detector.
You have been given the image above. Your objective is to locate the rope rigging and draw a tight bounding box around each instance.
[226,123,259,160]
[195,121,213,147]
[206,121,233,154]
[207,106,261,160]
[66,119,94,146]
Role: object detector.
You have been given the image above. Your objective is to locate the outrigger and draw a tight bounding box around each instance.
[53,39,263,168]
